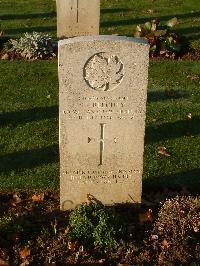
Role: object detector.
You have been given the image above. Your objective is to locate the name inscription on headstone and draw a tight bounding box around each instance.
[63,95,142,120]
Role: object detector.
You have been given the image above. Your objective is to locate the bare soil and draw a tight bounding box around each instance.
[0,191,199,265]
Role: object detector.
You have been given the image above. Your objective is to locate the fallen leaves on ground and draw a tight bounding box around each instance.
[186,112,192,120]
[161,239,170,249]
[0,258,9,266]
[157,146,171,157]
[151,234,159,240]
[165,88,177,98]
[11,194,22,206]
[19,246,30,261]
[187,74,199,80]
[139,209,154,225]
[98,258,106,264]
[0,249,9,266]
[64,226,70,235]
[67,240,78,252]
[31,193,44,202]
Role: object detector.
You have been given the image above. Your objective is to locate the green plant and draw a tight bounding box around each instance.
[9,32,57,59]
[134,18,183,57]
[69,203,125,248]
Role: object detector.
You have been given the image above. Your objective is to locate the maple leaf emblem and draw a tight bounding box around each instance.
[84,52,124,91]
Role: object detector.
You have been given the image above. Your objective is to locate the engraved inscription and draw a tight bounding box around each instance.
[83,52,124,91]
[65,169,140,184]
[63,95,140,120]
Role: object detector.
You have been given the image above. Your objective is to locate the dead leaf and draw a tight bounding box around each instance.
[146,209,153,222]
[165,89,176,98]
[166,17,178,27]
[1,54,9,60]
[31,193,44,202]
[158,146,171,157]
[107,27,114,32]
[19,260,29,266]
[19,246,30,260]
[187,74,198,80]
[146,9,155,13]
[67,240,78,252]
[98,259,106,264]
[161,239,170,249]
[0,249,8,262]
[151,234,159,240]
[186,113,192,120]
[12,194,22,204]
[139,209,153,225]
[64,226,70,234]
[158,253,164,265]
[0,258,9,266]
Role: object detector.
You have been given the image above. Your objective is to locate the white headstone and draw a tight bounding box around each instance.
[59,36,149,210]
[56,0,100,38]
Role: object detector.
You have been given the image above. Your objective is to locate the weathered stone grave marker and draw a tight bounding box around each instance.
[56,0,100,38]
[59,36,149,210]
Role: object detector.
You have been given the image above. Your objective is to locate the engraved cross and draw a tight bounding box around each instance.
[88,123,117,166]
[76,0,79,23]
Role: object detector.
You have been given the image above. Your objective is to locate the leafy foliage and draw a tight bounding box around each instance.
[69,203,126,248]
[134,18,184,58]
[9,32,57,59]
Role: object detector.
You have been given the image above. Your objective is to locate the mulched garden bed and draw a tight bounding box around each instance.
[0,191,199,265]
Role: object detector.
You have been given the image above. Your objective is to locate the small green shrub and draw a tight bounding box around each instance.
[9,32,57,59]
[134,18,183,57]
[69,203,126,248]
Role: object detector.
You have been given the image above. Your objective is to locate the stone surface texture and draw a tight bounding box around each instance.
[59,36,149,210]
[56,0,100,38]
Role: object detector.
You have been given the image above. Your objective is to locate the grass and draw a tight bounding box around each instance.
[0,0,200,41]
[0,0,199,192]
[0,61,59,190]
[0,60,199,192]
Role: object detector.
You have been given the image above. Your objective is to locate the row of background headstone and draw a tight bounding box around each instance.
[56,0,100,38]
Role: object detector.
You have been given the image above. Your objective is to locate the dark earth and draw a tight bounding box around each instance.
[0,190,199,265]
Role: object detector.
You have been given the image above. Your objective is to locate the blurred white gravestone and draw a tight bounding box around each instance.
[56,0,100,38]
[59,36,149,210]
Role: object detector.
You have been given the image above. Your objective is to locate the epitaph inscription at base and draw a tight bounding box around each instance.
[59,36,149,210]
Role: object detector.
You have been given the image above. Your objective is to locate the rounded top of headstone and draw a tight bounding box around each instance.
[58,35,149,47]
